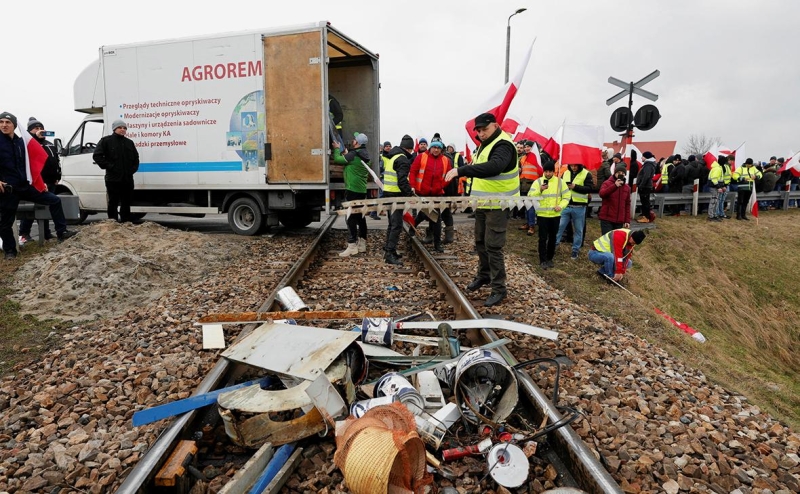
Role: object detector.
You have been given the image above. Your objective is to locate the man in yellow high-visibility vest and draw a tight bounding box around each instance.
[445,113,518,307]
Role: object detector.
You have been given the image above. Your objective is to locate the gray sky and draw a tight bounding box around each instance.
[5,0,798,160]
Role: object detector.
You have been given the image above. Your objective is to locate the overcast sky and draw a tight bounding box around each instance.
[4,0,798,160]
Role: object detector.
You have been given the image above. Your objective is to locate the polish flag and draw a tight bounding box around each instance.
[703,145,735,169]
[542,125,563,162]
[747,185,759,220]
[778,150,800,177]
[515,126,548,149]
[500,114,523,136]
[560,124,604,170]
[18,128,47,192]
[464,40,536,146]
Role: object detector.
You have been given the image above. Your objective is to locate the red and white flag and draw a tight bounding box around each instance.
[747,184,759,220]
[560,124,604,170]
[500,114,523,136]
[18,128,47,192]
[542,125,563,162]
[514,124,548,149]
[464,40,536,146]
[778,150,800,177]
[703,144,735,170]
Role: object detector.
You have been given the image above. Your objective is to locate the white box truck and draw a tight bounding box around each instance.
[57,21,380,234]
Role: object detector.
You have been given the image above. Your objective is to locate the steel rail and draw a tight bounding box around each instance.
[116,215,337,493]
[409,235,622,494]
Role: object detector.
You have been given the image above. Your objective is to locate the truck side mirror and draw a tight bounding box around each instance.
[54,138,65,156]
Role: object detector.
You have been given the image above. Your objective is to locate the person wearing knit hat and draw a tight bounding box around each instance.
[417,137,428,155]
[381,135,415,265]
[0,112,17,129]
[17,117,63,245]
[92,119,140,223]
[332,132,371,257]
[588,228,646,283]
[27,117,44,133]
[0,112,78,258]
[732,157,761,220]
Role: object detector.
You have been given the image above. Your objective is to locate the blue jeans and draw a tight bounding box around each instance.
[790,183,798,207]
[526,204,536,227]
[588,249,615,277]
[556,205,586,255]
[589,249,632,277]
[716,189,728,217]
[1,184,67,255]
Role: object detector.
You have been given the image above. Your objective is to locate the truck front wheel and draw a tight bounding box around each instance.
[228,197,263,236]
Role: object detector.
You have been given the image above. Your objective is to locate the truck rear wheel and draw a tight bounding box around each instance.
[228,197,263,236]
[277,209,314,229]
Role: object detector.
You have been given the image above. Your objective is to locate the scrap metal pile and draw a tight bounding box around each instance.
[135,289,570,493]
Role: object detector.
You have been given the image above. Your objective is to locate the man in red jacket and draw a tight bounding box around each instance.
[409,140,452,252]
[589,228,646,282]
[598,163,631,235]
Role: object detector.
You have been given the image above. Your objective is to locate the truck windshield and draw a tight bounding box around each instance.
[65,120,104,156]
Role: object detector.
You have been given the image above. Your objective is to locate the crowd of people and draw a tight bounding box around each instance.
[334,114,658,305]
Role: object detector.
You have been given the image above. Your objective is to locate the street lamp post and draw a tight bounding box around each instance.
[505,7,527,83]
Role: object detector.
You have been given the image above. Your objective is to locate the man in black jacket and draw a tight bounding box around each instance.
[0,112,76,260]
[93,120,140,223]
[382,135,415,265]
[18,117,62,244]
[635,151,656,222]
[445,113,518,307]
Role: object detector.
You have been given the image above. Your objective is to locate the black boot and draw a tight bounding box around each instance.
[443,226,455,244]
[384,251,403,265]
[422,228,434,244]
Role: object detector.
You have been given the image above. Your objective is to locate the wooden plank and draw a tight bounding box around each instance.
[264,31,324,183]
[218,442,274,494]
[155,440,197,487]
[197,310,390,324]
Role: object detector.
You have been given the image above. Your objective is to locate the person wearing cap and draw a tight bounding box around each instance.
[589,228,646,282]
[635,151,657,223]
[381,135,415,265]
[17,117,62,245]
[333,132,371,257]
[0,111,77,259]
[732,158,761,220]
[529,161,570,270]
[93,120,140,223]
[598,163,631,235]
[409,140,452,253]
[445,112,518,307]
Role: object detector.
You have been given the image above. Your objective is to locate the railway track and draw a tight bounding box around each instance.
[117,214,622,493]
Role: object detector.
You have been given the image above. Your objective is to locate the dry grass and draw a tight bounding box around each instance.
[508,209,800,429]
